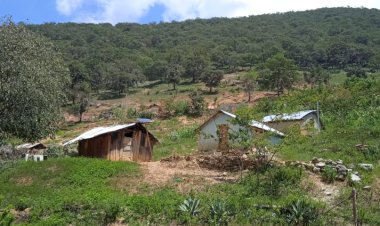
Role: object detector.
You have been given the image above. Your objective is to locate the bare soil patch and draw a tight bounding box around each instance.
[15,176,33,186]
[303,172,344,204]
[139,156,239,193]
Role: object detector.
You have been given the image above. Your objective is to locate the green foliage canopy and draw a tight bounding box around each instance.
[0,19,69,141]
[258,53,298,95]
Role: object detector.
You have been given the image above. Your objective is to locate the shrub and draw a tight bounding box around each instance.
[187,91,205,117]
[45,145,65,158]
[172,101,189,116]
[263,167,303,197]
[14,197,30,211]
[362,145,380,161]
[126,107,155,119]
[0,206,14,226]
[321,166,337,184]
[104,202,121,224]
[169,126,197,141]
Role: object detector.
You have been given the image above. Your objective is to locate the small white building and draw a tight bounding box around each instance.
[198,110,284,152]
[262,110,322,134]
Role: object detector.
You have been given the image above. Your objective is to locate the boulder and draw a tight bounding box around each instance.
[336,159,343,165]
[350,174,361,183]
[363,186,371,191]
[336,164,348,175]
[358,163,374,171]
[302,163,314,171]
[311,157,319,164]
[315,162,326,168]
[336,174,346,181]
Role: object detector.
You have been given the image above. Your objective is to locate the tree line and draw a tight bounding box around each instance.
[2,7,380,141]
[26,7,380,93]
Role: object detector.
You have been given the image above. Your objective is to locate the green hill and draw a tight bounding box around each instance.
[27,7,380,87]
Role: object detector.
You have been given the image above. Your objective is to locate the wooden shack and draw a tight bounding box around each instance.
[64,123,158,162]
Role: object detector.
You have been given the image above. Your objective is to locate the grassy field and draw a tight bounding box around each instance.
[1,157,330,225]
[3,71,380,225]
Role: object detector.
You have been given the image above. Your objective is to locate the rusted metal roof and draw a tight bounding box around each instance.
[262,110,317,123]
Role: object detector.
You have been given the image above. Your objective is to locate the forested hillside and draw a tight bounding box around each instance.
[28,7,380,91]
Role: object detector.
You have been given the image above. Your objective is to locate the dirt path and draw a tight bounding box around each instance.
[139,159,239,193]
[305,172,344,204]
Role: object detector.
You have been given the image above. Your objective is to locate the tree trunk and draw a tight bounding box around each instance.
[248,91,251,102]
[209,86,212,93]
[173,82,176,90]
[79,112,83,123]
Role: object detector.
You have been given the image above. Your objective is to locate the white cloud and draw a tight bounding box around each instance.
[56,0,85,16]
[55,0,380,24]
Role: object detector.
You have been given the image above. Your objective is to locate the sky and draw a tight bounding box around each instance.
[0,0,379,25]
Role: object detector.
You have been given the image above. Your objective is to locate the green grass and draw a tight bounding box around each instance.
[147,119,199,160]
[0,158,140,225]
[0,159,328,225]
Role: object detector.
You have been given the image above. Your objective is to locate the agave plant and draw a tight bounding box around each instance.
[178,197,202,216]
[280,199,319,226]
[209,200,235,226]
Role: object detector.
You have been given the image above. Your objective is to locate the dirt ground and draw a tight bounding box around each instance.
[303,172,344,204]
[139,158,240,193]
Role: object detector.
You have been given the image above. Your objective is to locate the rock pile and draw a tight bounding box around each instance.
[197,151,255,172]
[286,157,358,182]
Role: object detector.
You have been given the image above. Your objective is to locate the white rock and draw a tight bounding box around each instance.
[358,163,374,171]
[315,162,326,168]
[363,186,371,190]
[350,174,361,182]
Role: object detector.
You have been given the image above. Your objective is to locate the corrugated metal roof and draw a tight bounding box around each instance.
[63,123,136,146]
[220,110,285,136]
[137,118,154,123]
[250,121,285,136]
[262,110,317,122]
[16,143,46,150]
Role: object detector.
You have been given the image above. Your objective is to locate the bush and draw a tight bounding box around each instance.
[168,126,197,141]
[126,107,155,119]
[264,167,303,197]
[104,202,121,224]
[321,166,337,184]
[362,145,380,161]
[172,101,189,116]
[14,197,30,211]
[0,206,14,226]
[45,145,65,158]
[126,108,137,118]
[187,91,205,117]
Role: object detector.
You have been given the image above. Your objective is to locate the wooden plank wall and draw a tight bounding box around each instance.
[78,127,154,162]
[78,134,110,158]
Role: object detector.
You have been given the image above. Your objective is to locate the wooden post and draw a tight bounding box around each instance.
[352,188,358,226]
